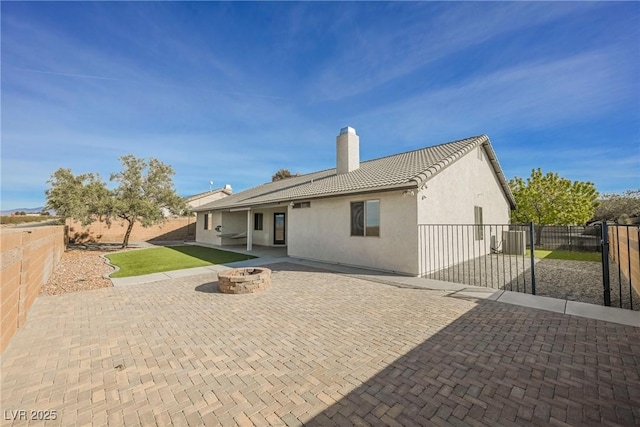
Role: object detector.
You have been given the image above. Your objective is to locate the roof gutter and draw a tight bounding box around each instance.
[482,141,517,210]
[193,182,419,212]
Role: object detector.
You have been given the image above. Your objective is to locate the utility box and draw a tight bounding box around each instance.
[503,230,526,255]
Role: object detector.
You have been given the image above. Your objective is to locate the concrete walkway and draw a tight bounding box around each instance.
[2,258,639,426]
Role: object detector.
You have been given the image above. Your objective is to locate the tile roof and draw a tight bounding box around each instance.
[184,187,232,202]
[195,134,516,211]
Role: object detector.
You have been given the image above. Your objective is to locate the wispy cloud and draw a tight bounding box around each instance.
[1,2,637,209]
[356,48,637,141]
[307,2,606,102]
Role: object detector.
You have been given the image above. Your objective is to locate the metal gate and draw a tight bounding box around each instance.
[418,222,639,310]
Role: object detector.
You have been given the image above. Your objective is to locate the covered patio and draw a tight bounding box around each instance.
[198,204,289,253]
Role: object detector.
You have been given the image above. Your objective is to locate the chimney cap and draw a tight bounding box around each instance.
[339,126,357,135]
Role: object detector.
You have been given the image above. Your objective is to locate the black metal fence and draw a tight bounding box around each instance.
[418,222,639,311]
[418,223,535,293]
[510,224,601,252]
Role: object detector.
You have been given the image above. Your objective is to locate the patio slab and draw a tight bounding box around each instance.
[2,262,639,426]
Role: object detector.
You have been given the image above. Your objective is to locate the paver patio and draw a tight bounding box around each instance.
[1,262,639,426]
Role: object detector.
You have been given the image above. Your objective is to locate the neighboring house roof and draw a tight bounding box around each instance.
[184,187,232,203]
[194,135,516,211]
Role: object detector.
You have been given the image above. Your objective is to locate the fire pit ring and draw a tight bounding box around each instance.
[217,267,271,294]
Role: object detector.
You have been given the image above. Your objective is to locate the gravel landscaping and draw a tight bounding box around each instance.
[41,243,151,296]
[41,247,114,295]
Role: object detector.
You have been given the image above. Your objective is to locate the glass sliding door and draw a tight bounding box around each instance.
[274,213,286,244]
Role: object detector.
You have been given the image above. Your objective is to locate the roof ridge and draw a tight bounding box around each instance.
[244,135,486,187]
[410,135,487,187]
[359,134,485,165]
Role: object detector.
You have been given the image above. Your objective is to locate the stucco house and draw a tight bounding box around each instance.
[193,127,516,276]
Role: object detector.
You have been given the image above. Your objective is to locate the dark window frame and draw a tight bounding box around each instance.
[474,206,484,241]
[350,199,380,237]
[254,213,263,231]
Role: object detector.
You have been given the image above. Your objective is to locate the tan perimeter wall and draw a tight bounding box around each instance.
[67,217,196,243]
[610,226,640,297]
[0,225,65,354]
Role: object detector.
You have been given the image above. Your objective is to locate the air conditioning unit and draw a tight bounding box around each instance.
[503,231,526,255]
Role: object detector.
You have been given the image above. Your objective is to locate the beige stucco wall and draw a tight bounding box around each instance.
[288,191,419,275]
[418,146,510,224]
[416,146,512,275]
[250,207,288,246]
[195,211,223,245]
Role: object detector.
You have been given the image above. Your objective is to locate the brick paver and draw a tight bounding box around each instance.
[1,262,639,426]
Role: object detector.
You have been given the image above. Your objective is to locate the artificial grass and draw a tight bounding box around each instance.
[525,249,601,262]
[106,245,256,278]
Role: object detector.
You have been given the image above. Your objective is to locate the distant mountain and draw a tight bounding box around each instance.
[0,207,54,216]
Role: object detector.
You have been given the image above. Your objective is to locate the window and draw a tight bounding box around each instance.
[292,201,311,209]
[254,213,263,231]
[204,213,210,230]
[474,206,483,240]
[351,200,380,237]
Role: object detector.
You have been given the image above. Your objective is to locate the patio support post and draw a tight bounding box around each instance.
[246,209,253,251]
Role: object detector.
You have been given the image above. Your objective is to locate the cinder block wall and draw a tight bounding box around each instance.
[67,217,196,243]
[0,225,65,354]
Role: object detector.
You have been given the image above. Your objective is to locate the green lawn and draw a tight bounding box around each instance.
[106,246,257,278]
[525,249,601,262]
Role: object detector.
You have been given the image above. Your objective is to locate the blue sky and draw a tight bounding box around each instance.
[2,2,639,211]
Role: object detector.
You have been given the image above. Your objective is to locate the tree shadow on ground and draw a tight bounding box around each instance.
[66,243,127,252]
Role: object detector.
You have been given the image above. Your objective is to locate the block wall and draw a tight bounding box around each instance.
[0,226,65,354]
[67,217,196,244]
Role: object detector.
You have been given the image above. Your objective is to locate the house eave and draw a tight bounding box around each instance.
[481,140,517,210]
[193,182,419,212]
[408,134,517,210]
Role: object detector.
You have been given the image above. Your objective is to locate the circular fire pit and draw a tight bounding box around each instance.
[218,267,271,294]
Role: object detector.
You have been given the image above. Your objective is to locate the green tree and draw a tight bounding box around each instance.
[593,189,640,224]
[45,155,186,248]
[509,168,599,243]
[271,168,298,182]
[45,169,111,225]
[110,155,185,248]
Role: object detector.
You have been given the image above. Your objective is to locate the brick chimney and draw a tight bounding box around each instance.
[336,126,360,174]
